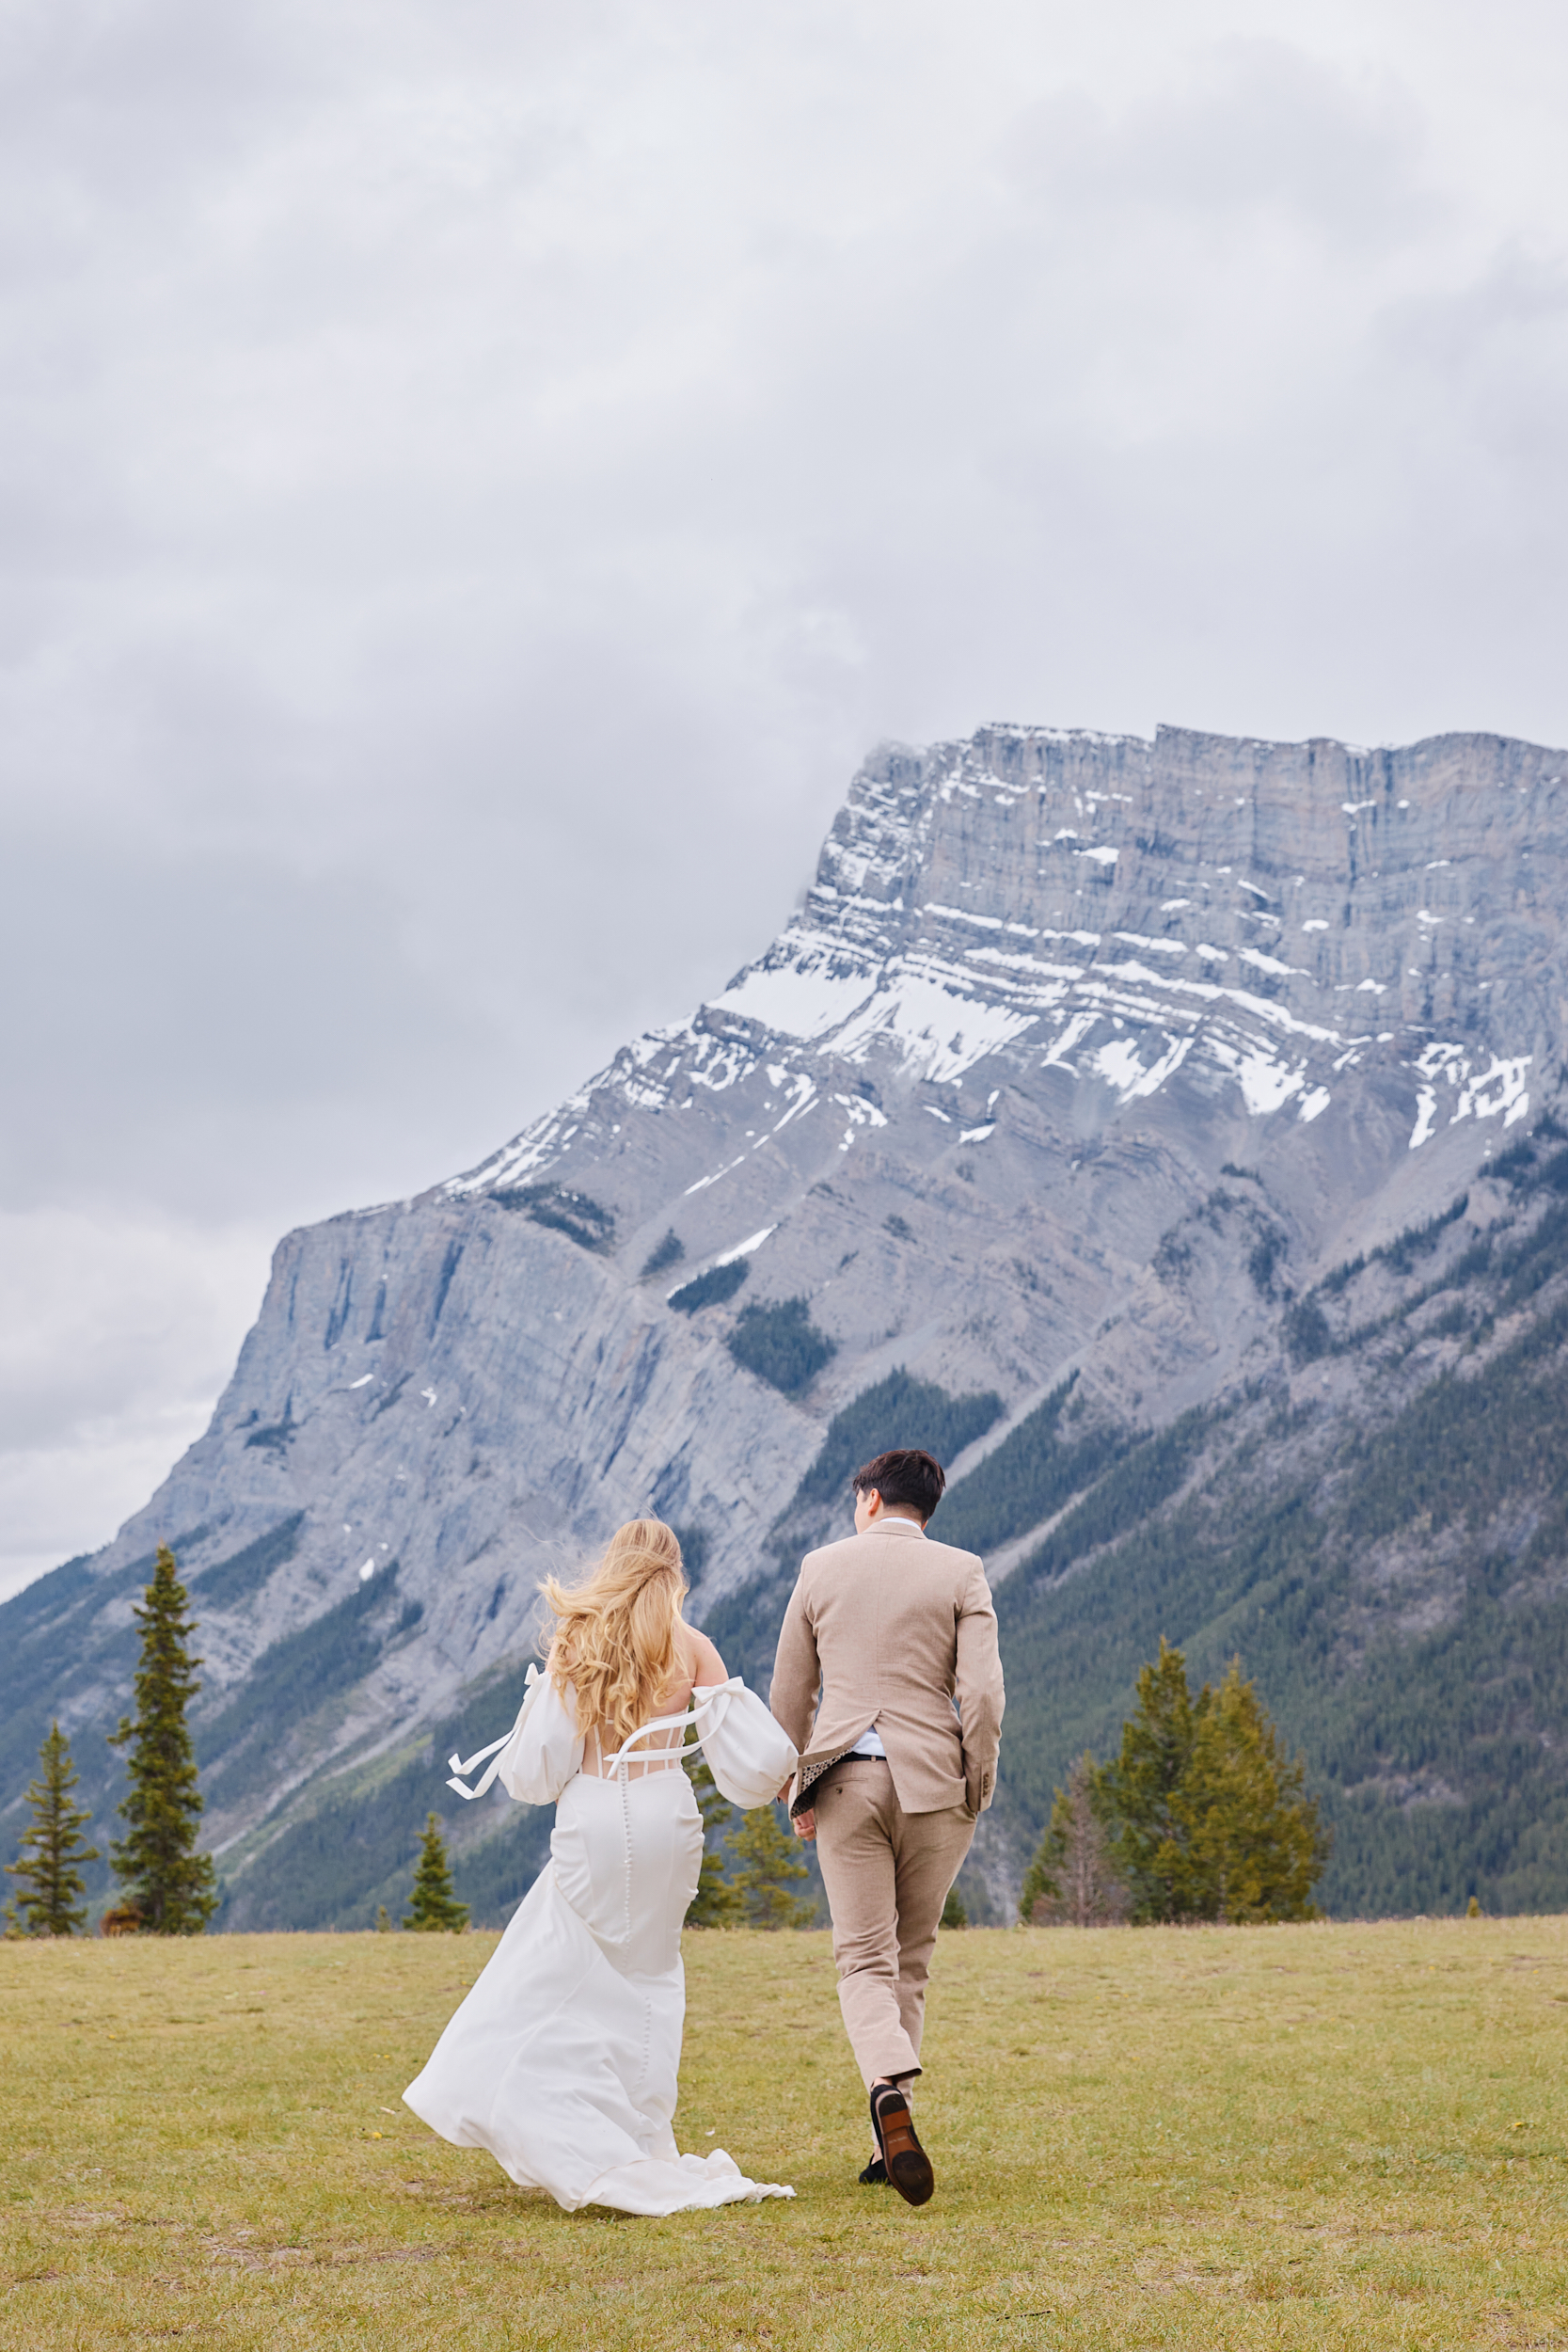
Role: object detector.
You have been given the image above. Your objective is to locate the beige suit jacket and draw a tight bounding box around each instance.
[769,1517,1005,1820]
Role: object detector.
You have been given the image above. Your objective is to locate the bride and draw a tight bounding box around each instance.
[404,1518,799,2216]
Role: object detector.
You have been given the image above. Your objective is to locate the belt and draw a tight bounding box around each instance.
[791,1748,888,1814]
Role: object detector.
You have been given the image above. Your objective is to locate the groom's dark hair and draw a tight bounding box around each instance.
[852,1449,946,1524]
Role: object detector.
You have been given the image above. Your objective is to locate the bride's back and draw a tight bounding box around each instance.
[541,1519,726,1778]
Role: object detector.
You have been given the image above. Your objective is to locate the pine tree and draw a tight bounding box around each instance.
[404,1813,469,1931]
[1099,1639,1197,1923]
[6,1723,99,1937]
[1019,1798,1063,1921]
[1174,1661,1329,1923]
[107,1546,217,1934]
[729,1802,816,1929]
[1021,1753,1127,1926]
[684,1754,742,1927]
[1099,1644,1329,1925]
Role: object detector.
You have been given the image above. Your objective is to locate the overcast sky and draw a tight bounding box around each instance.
[5,0,1568,1597]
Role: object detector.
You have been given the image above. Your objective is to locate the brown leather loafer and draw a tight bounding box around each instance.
[870,2084,934,2207]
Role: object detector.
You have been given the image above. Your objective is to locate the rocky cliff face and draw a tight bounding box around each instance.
[8,723,1567,1926]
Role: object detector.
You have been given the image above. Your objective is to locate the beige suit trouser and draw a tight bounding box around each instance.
[812,1759,975,2089]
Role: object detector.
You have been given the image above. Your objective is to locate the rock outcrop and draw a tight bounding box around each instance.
[7,723,1566,1925]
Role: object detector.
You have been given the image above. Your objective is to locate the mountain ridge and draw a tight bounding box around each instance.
[7,719,1568,1926]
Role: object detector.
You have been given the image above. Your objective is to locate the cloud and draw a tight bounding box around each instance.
[1006,41,1431,244]
[4,0,1568,1582]
[0,1206,272,1599]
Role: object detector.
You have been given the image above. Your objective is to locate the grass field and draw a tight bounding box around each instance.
[3,1915,1566,2349]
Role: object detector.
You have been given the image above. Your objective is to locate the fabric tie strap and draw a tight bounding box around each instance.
[445,1664,543,1801]
[600,1678,740,1772]
[443,1670,746,1799]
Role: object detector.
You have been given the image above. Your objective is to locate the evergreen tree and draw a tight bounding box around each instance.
[940,1886,968,1928]
[1174,1661,1329,1923]
[1019,1799,1063,1921]
[1099,1639,1196,1923]
[107,1546,217,1934]
[1099,1643,1329,1924]
[729,1802,816,1929]
[1021,1753,1127,1925]
[684,1754,742,1927]
[404,1813,469,1931]
[6,1722,99,1937]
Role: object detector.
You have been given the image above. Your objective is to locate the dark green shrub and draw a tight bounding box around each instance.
[1014,1409,1210,1585]
[244,1418,293,1454]
[193,1515,305,1608]
[1493,1138,1537,1185]
[198,1564,402,1768]
[669,1260,750,1314]
[789,1370,1003,1513]
[1383,1194,1468,1277]
[1284,1297,1332,1364]
[641,1230,685,1277]
[491,1183,614,1252]
[1248,1227,1286,1296]
[934,1375,1130,1556]
[727,1297,836,1395]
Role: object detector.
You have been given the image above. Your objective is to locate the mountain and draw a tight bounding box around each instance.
[8,721,1568,1928]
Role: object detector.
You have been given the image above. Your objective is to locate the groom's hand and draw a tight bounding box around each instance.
[791,1806,816,1841]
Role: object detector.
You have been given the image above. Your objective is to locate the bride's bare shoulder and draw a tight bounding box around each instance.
[679,1624,727,1686]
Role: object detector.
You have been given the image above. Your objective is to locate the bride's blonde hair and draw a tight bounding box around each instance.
[541,1518,689,1750]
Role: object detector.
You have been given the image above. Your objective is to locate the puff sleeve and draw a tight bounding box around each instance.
[494,1666,586,1805]
[693,1681,798,1811]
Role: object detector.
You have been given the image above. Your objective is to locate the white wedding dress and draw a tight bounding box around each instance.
[403,1667,799,2216]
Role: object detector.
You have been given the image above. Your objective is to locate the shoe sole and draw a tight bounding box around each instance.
[872,2091,935,2208]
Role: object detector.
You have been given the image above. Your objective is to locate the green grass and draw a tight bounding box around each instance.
[3,1918,1567,2347]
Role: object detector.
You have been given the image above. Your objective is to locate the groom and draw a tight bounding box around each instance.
[769,1447,1005,2206]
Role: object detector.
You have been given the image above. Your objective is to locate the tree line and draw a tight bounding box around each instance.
[5,1541,817,1939]
[4,1545,472,1939]
[8,1557,1328,1940]
[1020,1640,1330,1926]
[7,1545,216,1937]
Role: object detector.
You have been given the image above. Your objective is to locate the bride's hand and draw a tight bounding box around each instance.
[791,1807,816,1841]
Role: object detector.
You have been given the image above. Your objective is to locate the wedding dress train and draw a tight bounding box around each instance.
[404,1668,799,2216]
